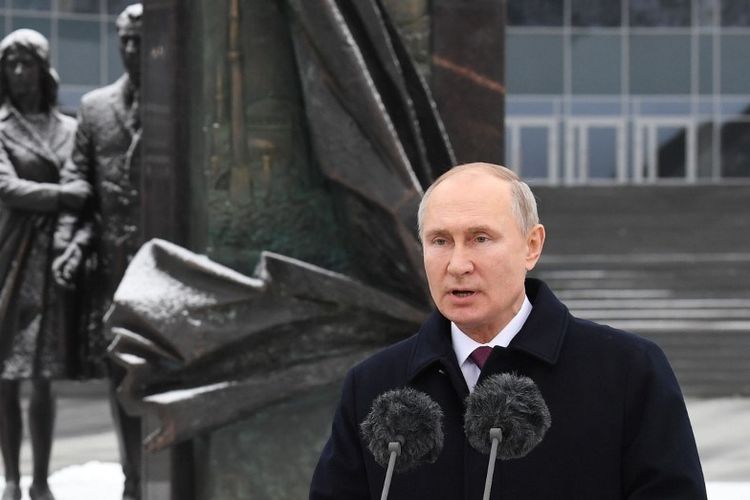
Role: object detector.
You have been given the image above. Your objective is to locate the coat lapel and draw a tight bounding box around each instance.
[406,310,469,397]
[47,111,75,159]
[507,279,569,365]
[0,103,67,169]
[110,75,138,137]
[404,278,570,395]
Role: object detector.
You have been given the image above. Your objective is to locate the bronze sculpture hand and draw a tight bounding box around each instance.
[52,242,83,289]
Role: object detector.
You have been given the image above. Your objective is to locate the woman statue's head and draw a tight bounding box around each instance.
[0,29,59,111]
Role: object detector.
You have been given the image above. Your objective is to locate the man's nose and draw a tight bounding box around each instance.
[446,245,474,276]
[12,63,23,75]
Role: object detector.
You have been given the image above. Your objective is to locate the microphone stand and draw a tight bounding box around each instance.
[380,441,402,500]
[482,428,503,500]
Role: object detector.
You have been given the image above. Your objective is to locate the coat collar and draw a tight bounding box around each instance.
[0,101,73,167]
[509,278,569,364]
[405,278,569,383]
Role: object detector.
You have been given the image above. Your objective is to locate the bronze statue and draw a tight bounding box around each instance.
[52,4,144,500]
[106,1,454,497]
[0,29,88,500]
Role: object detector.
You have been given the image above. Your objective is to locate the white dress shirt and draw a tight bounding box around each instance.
[450,295,532,392]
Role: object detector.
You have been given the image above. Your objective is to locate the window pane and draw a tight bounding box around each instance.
[635,125,648,179]
[572,0,621,27]
[696,120,714,179]
[506,97,557,116]
[507,0,562,26]
[10,0,50,10]
[59,0,101,14]
[697,0,717,26]
[58,20,101,85]
[721,99,750,118]
[571,100,623,115]
[588,127,618,179]
[657,126,686,178]
[507,34,564,94]
[630,0,691,27]
[107,0,139,15]
[721,122,750,177]
[695,99,713,115]
[504,127,511,165]
[58,86,94,113]
[10,17,51,39]
[722,0,750,27]
[639,99,691,115]
[572,34,621,94]
[519,127,550,179]
[699,35,712,94]
[630,35,690,94]
[721,35,750,94]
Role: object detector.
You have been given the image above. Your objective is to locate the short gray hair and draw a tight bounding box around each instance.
[417,163,539,239]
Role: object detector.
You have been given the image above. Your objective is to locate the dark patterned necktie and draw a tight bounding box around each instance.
[469,346,493,370]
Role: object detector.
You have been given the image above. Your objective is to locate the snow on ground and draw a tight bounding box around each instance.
[1,462,122,500]
[0,462,747,499]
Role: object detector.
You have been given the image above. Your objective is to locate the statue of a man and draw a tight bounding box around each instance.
[52,4,144,500]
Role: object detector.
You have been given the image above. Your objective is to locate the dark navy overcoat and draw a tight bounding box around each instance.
[310,279,707,499]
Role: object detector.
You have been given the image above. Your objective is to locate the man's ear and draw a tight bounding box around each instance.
[525,224,545,271]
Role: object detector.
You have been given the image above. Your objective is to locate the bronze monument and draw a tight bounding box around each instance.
[0,29,88,500]
[53,4,144,500]
[110,0,458,498]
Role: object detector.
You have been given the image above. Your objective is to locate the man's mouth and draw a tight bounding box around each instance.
[451,290,475,298]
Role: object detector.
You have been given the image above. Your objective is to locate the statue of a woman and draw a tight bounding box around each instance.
[0,29,90,500]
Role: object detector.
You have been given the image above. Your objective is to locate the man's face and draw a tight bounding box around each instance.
[421,170,544,342]
[118,24,141,87]
[3,47,40,101]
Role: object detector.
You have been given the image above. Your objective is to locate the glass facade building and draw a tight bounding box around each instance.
[0,0,137,113]
[8,1,749,184]
[506,0,750,184]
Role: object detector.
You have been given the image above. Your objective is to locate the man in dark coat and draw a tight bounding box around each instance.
[51,4,143,500]
[310,163,707,499]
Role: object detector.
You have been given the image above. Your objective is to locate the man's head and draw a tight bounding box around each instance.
[116,3,142,88]
[419,163,545,343]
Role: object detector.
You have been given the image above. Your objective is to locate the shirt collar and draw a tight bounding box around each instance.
[450,295,532,366]
[406,279,569,384]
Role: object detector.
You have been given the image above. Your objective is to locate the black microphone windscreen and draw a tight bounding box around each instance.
[360,387,444,473]
[464,373,551,459]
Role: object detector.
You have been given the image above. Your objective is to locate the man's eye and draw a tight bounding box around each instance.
[433,238,447,246]
[475,235,489,243]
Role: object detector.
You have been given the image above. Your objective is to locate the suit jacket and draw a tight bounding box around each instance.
[0,103,77,378]
[310,278,707,500]
[56,73,141,296]
[54,74,141,377]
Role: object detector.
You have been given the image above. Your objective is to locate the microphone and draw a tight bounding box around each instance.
[360,387,444,500]
[464,373,551,500]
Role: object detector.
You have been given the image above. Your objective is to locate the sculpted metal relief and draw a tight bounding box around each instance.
[106,0,453,497]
